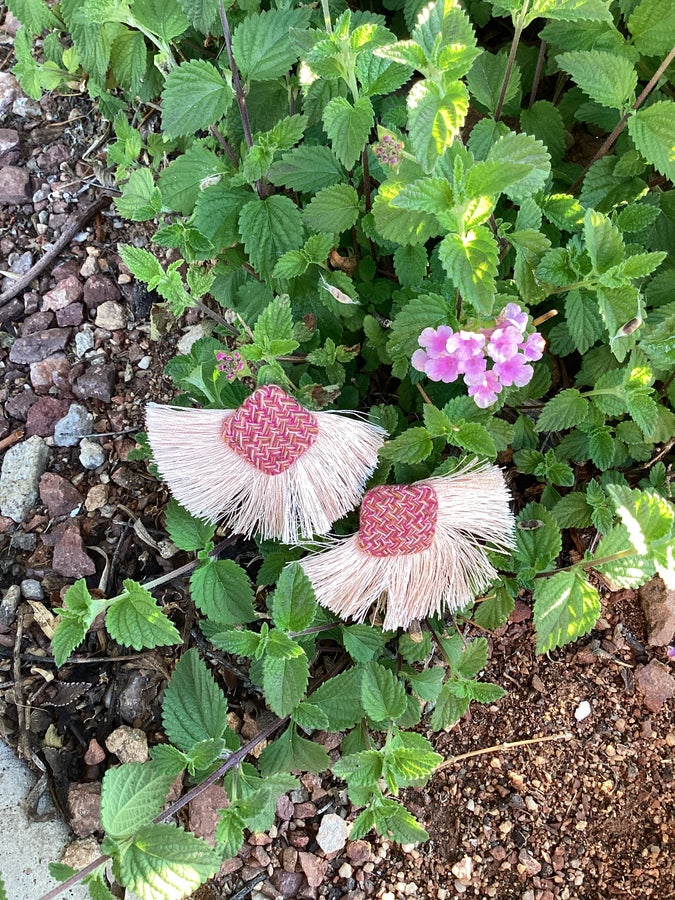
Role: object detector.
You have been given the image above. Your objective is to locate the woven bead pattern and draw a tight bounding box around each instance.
[221,385,319,475]
[358,484,438,557]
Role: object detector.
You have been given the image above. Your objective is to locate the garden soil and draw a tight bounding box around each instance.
[0,19,673,900]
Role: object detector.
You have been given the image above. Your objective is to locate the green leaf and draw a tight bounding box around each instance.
[302,183,360,234]
[439,226,498,314]
[626,389,659,436]
[627,102,675,182]
[628,0,675,56]
[473,586,515,629]
[192,184,251,250]
[450,421,497,458]
[533,571,601,654]
[263,652,309,717]
[512,502,562,573]
[467,50,520,117]
[584,209,624,275]
[463,159,532,199]
[8,0,60,30]
[215,807,245,859]
[101,763,176,840]
[232,8,310,81]
[352,796,429,843]
[176,0,218,33]
[459,680,505,703]
[119,245,164,288]
[52,613,89,669]
[430,682,470,730]
[387,293,453,375]
[253,295,297,355]
[268,145,346,193]
[159,145,227,215]
[361,662,407,723]
[238,195,304,280]
[606,485,674,556]
[292,701,330,733]
[310,667,365,730]
[259,724,330,776]
[520,100,566,162]
[379,427,434,464]
[456,637,488,678]
[536,389,589,431]
[558,50,636,110]
[333,749,383,804]
[592,525,656,588]
[588,425,615,470]
[487,131,551,202]
[393,244,428,286]
[341,624,390,663]
[542,193,585,232]
[565,290,603,354]
[202,623,261,657]
[161,59,232,139]
[386,746,442,786]
[117,823,220,900]
[271,563,316,633]
[407,79,469,172]
[106,580,181,650]
[357,53,412,97]
[164,501,216,552]
[404,666,444,702]
[110,28,146,95]
[132,0,190,41]
[322,96,374,170]
[551,492,594,528]
[190,559,256,624]
[372,180,442,246]
[162,648,227,752]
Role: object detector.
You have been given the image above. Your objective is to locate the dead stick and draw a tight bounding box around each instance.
[0,195,111,307]
[437,731,573,770]
[0,428,25,452]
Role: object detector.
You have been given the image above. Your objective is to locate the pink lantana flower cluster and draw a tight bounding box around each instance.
[411,303,545,408]
[215,350,245,380]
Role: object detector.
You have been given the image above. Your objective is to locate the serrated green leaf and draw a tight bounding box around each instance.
[467,117,510,160]
[628,0,675,56]
[322,96,374,170]
[352,796,429,843]
[473,587,515,629]
[106,580,181,650]
[512,502,562,573]
[487,131,550,203]
[379,427,434,464]
[430,682,470,730]
[252,294,296,354]
[202,622,261,657]
[361,662,407,722]
[457,637,488,678]
[386,746,442,786]
[291,701,330,733]
[584,208,624,275]
[407,79,468,172]
[101,763,176,840]
[190,559,256,624]
[626,389,659,436]
[119,245,164,289]
[310,667,365,730]
[259,724,330,776]
[565,290,603,354]
[450,421,497,458]
[333,749,383,800]
[52,613,89,668]
[467,50,520,117]
[161,59,231,139]
[372,179,442,245]
[192,183,251,250]
[215,807,246,859]
[302,183,360,234]
[239,195,304,280]
[439,226,498,315]
[533,571,601,654]
[132,0,190,41]
[341,624,390,663]
[110,28,146,95]
[272,563,316,633]
[459,680,506,702]
[558,50,636,110]
[520,100,566,162]
[552,492,594,528]
[627,102,675,182]
[593,524,656,587]
[8,0,60,30]
[159,145,227,216]
[232,8,310,82]
[267,145,345,192]
[393,244,428,286]
[606,485,674,555]
[164,501,216,552]
[357,52,412,97]
[537,388,589,431]
[464,159,532,199]
[162,648,227,752]
[116,167,162,222]
[404,665,444,701]
[587,425,615,470]
[263,652,309,717]
[616,203,662,233]
[176,0,218,33]
[118,822,220,900]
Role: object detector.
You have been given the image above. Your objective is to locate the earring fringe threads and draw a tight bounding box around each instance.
[145,385,386,543]
[300,461,515,631]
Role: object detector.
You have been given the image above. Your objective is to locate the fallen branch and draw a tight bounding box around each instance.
[437,730,573,770]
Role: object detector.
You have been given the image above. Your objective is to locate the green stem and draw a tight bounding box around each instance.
[495,6,529,121]
[534,548,636,578]
[320,0,333,34]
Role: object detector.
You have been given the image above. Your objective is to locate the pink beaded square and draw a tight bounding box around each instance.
[221,385,319,475]
[358,484,438,557]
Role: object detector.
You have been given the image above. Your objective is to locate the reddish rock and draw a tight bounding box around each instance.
[9,328,71,364]
[5,389,36,421]
[30,354,71,392]
[37,142,70,173]
[67,782,102,837]
[83,274,121,309]
[294,802,317,819]
[298,852,328,888]
[49,522,95,578]
[23,311,55,334]
[510,599,532,623]
[52,260,81,283]
[0,129,20,166]
[0,165,30,205]
[56,303,84,327]
[73,364,116,403]
[218,857,243,876]
[84,739,106,766]
[39,472,82,517]
[636,660,675,712]
[26,397,69,437]
[42,275,83,311]
[189,784,229,847]
[346,840,370,865]
[639,577,675,647]
[276,794,294,821]
[270,870,304,897]
[282,847,298,872]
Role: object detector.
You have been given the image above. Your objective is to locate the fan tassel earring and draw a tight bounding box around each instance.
[300,461,515,631]
[145,384,386,543]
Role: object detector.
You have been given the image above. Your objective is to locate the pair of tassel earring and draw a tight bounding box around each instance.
[146,385,514,630]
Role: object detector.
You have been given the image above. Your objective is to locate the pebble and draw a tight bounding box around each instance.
[639,577,675,647]
[20,579,43,600]
[84,484,108,511]
[54,404,94,447]
[74,363,116,403]
[0,585,21,627]
[42,275,83,311]
[0,435,49,523]
[138,355,151,370]
[79,439,106,470]
[0,128,20,166]
[83,274,121,308]
[574,700,592,722]
[30,354,71,392]
[75,330,95,357]
[298,851,327,888]
[0,73,22,117]
[39,472,83,517]
[84,739,106,766]
[0,166,31,205]
[9,328,71,365]
[48,522,96,578]
[94,300,128,330]
[56,303,84,327]
[635,660,675,713]
[105,726,149,763]
[13,96,41,118]
[25,396,69,438]
[67,783,102,837]
[316,813,349,854]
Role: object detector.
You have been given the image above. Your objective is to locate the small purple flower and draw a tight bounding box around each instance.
[499,302,528,332]
[420,325,455,357]
[493,353,534,387]
[487,325,522,363]
[216,350,244,381]
[467,370,502,408]
[520,331,546,361]
[425,354,460,383]
[373,133,405,166]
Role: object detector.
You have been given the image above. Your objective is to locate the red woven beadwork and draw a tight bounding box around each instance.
[221,385,318,475]
[358,484,438,557]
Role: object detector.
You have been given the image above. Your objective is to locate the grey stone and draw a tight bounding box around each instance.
[12,96,41,118]
[74,330,95,357]
[0,435,49,523]
[73,363,116,403]
[95,300,128,331]
[21,579,43,600]
[54,404,93,447]
[0,166,31,206]
[11,531,37,552]
[0,585,21,627]
[42,275,83,311]
[0,128,20,166]
[79,439,106,470]
[9,328,71,365]
[5,389,36,421]
[0,73,22,117]
[315,813,349,854]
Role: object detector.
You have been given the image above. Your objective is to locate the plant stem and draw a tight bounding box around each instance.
[534,548,636,578]
[210,124,239,166]
[495,15,526,121]
[141,537,238,592]
[569,44,675,195]
[437,730,572,771]
[320,0,333,34]
[528,39,547,109]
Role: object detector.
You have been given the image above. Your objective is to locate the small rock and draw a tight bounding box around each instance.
[50,522,96,578]
[42,275,83,311]
[79,254,99,278]
[0,73,22,117]
[39,472,82,517]
[54,404,93,447]
[20,578,43,600]
[518,848,542,876]
[639,577,675,647]
[95,300,128,331]
[281,848,298,872]
[346,840,371,865]
[636,659,675,713]
[74,363,116,403]
[0,165,31,205]
[510,599,532,623]
[53,260,80,283]
[189,784,229,847]
[56,303,84,327]
[316,813,349,854]
[83,739,106,766]
[338,863,353,879]
[67,782,102,837]
[298,852,328,888]
[83,274,121,309]
[79,439,106,470]
[270,870,304,898]
[13,96,41,118]
[36,142,70,174]
[84,484,108,511]
[9,328,71,365]
[60,837,101,871]
[23,311,53,333]
[276,795,294,821]
[451,855,473,885]
[0,128,20,166]
[574,700,592,722]
[30,354,71,392]
[177,322,211,355]
[105,726,149,763]
[5,389,36,421]
[0,436,49,523]
[0,297,23,323]
[25,396,69,438]
[0,585,21,627]
[75,330,95,357]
